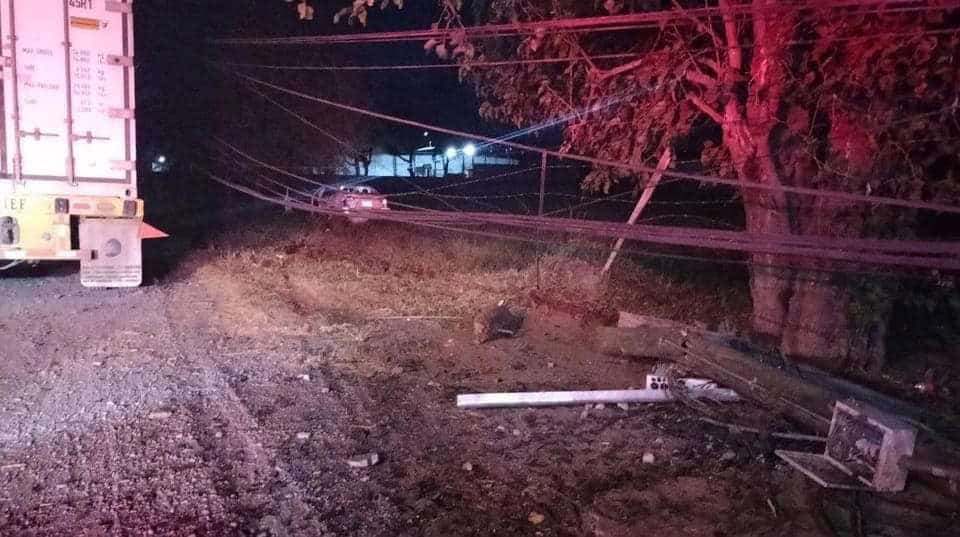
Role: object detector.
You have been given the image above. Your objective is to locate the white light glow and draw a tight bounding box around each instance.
[156,155,167,164]
[445,146,457,159]
[463,143,477,157]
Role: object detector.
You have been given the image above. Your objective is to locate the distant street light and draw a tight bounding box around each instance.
[445,146,457,159]
[463,143,477,157]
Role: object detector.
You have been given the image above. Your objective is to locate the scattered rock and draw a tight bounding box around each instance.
[320,387,331,394]
[512,429,521,437]
[473,302,525,344]
[579,405,590,420]
[546,362,556,368]
[528,512,545,525]
[390,365,404,376]
[295,432,311,441]
[91,361,104,367]
[616,402,629,411]
[147,410,172,420]
[346,452,380,468]
[258,515,286,537]
[594,403,605,410]
[427,380,441,387]
[720,450,737,463]
[462,462,473,472]
[297,374,311,382]
[642,452,656,464]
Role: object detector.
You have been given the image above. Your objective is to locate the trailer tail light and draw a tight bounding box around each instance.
[54,198,69,214]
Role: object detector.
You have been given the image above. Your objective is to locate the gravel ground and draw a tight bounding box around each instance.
[1,219,955,537]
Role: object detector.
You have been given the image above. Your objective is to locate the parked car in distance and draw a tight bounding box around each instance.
[313,185,389,224]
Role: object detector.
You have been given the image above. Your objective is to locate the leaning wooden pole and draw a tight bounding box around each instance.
[600,147,672,277]
[536,152,548,288]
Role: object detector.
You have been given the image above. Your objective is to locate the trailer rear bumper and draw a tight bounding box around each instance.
[0,194,163,287]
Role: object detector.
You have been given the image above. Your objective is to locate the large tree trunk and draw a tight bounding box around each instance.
[743,192,794,345]
[716,0,889,370]
[723,126,795,345]
[779,198,889,373]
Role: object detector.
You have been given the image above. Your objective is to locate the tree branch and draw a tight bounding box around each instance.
[596,57,646,82]
[700,58,722,75]
[718,0,742,72]
[688,94,724,124]
[543,84,579,119]
[563,35,598,74]
[685,69,718,89]
[671,0,723,52]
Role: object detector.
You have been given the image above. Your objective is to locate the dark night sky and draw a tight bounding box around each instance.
[135,1,485,160]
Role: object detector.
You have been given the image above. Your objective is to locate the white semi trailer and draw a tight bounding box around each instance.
[0,0,162,287]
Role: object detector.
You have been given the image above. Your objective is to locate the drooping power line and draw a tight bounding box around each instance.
[225,70,960,216]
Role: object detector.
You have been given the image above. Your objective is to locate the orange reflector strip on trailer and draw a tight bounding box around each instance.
[139,222,168,239]
[70,17,101,30]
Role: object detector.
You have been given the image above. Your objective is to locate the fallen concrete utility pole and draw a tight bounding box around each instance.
[597,312,960,434]
[457,375,738,409]
[597,311,960,496]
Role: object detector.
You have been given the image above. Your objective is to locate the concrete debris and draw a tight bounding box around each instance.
[295,432,311,441]
[462,462,473,472]
[297,374,311,382]
[616,402,630,411]
[720,450,737,463]
[546,362,556,368]
[346,452,380,469]
[642,452,656,464]
[594,403,606,410]
[528,512,545,525]
[147,410,172,420]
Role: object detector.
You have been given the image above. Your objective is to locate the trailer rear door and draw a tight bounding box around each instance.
[0,0,136,197]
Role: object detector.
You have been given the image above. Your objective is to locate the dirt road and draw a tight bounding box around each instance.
[0,218,950,536]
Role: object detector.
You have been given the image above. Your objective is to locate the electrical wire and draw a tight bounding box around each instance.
[210,1,957,46]
[224,71,960,216]
[212,53,642,71]
[198,165,959,283]
[197,151,960,271]
[0,260,24,271]
[244,83,354,150]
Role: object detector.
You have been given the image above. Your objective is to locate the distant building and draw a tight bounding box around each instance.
[338,144,519,178]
